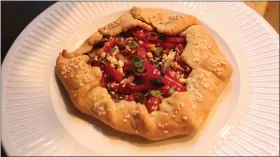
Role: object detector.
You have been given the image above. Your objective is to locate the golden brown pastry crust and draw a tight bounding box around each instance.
[55,7,233,141]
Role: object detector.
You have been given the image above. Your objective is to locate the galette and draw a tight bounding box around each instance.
[55,7,233,141]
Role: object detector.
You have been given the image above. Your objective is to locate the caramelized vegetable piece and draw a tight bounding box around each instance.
[105,64,123,82]
[103,38,116,52]
[162,69,186,91]
[138,61,161,82]
[177,43,184,52]
[118,83,157,94]
[116,53,133,71]
[100,74,107,87]
[166,37,185,43]
[146,96,161,113]
[132,30,147,41]
[107,82,120,91]
[140,42,152,50]
[162,42,176,49]
[147,32,159,41]
[126,93,137,101]
[137,46,147,59]
[160,85,172,97]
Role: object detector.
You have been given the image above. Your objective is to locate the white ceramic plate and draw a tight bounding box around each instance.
[2,2,279,156]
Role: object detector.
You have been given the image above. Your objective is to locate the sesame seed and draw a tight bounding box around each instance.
[125,114,131,119]
[157,123,163,128]
[182,116,188,120]
[102,111,106,116]
[123,119,128,123]
[164,130,168,134]
[99,106,104,111]
[192,104,196,110]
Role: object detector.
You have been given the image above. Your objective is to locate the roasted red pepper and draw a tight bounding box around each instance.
[118,83,156,94]
[105,64,123,82]
[177,43,185,52]
[116,53,133,71]
[132,30,147,41]
[160,85,172,96]
[103,38,116,52]
[137,46,146,59]
[162,42,176,49]
[177,60,192,78]
[100,73,107,87]
[162,69,186,91]
[146,97,161,113]
[107,82,120,91]
[166,37,185,43]
[140,42,152,50]
[153,39,162,47]
[137,61,161,82]
[126,93,137,101]
[146,32,159,41]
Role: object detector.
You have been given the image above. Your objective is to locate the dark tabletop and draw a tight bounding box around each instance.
[1,1,56,156]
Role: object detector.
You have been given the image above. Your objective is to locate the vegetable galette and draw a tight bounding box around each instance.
[56,7,233,141]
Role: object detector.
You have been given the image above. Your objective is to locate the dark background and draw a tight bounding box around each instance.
[1,1,56,156]
[1,1,56,63]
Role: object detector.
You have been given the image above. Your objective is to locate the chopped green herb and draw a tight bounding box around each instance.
[151,90,162,97]
[132,56,145,73]
[134,61,143,68]
[154,47,163,56]
[168,87,175,94]
[144,90,151,97]
[132,55,142,63]
[136,66,145,73]
[129,41,139,49]
[162,59,171,73]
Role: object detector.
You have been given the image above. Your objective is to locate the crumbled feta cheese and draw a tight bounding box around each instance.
[162,54,168,61]
[117,60,124,68]
[107,56,117,64]
[167,50,176,60]
[147,52,153,59]
[100,52,106,58]
[149,44,156,51]
[117,68,124,74]
[112,46,119,56]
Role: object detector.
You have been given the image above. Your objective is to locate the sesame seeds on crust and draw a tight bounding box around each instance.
[55,6,233,141]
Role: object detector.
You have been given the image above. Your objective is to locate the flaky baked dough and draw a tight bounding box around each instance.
[55,7,233,141]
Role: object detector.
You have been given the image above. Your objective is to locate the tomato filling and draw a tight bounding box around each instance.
[88,27,192,113]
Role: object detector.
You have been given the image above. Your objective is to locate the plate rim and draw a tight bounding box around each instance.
[1,2,279,156]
